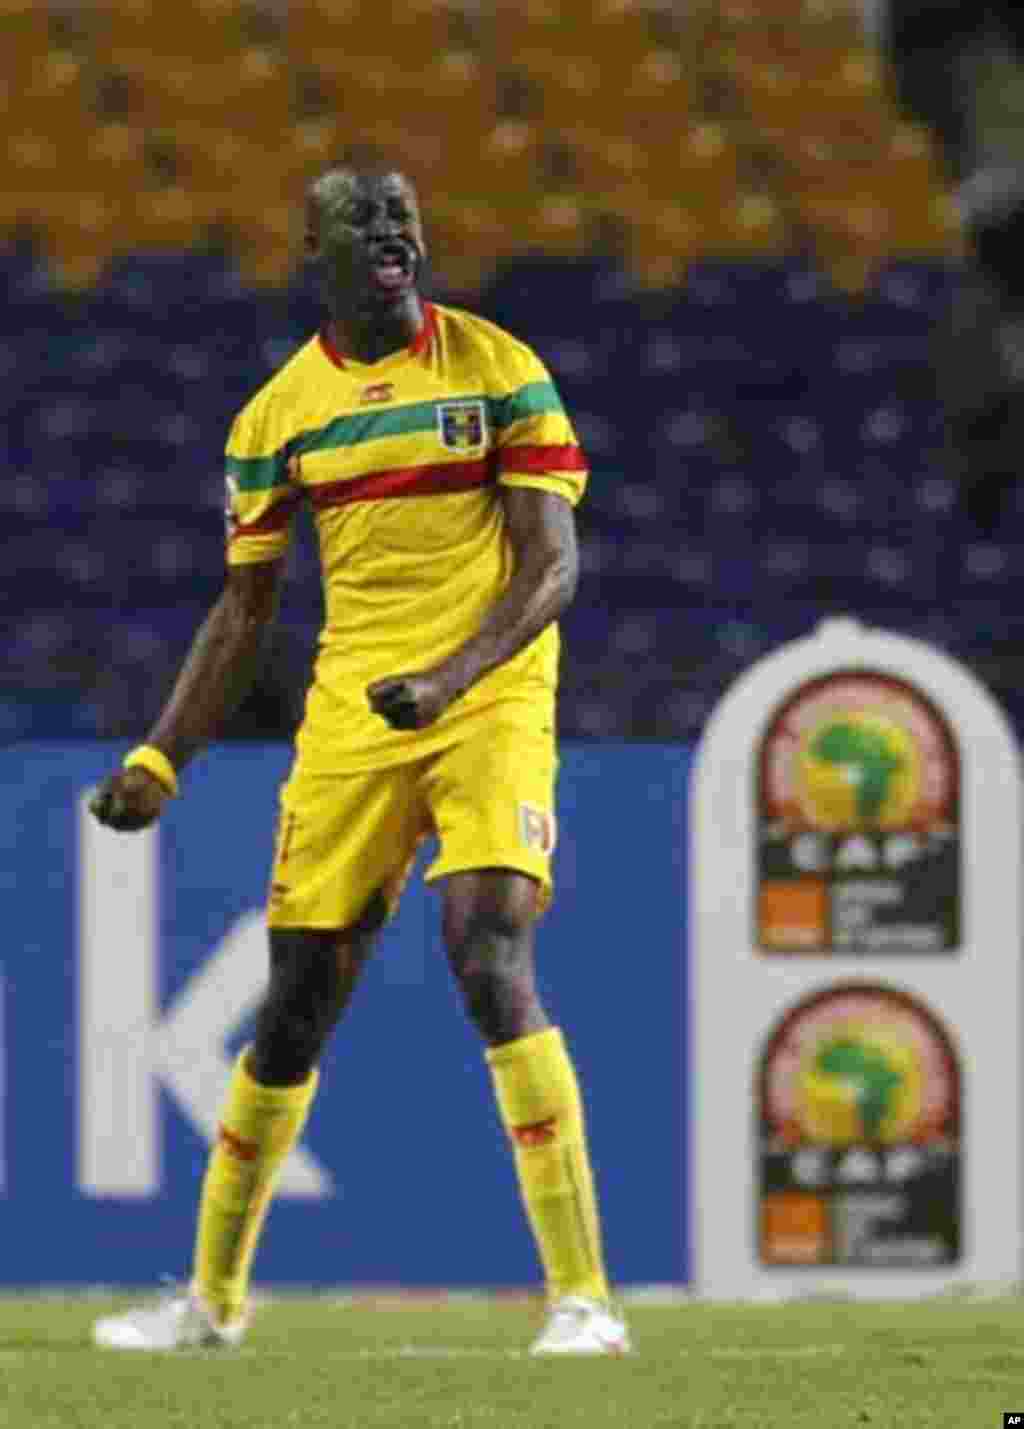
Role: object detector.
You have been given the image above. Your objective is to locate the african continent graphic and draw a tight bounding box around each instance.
[797,709,919,829]
[798,1025,922,1144]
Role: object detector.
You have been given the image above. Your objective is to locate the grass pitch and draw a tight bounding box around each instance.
[0,1294,1022,1428]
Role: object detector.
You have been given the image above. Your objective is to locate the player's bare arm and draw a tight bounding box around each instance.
[90,561,283,830]
[367,486,578,731]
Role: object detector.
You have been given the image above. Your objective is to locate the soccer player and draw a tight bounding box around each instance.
[89,163,630,1356]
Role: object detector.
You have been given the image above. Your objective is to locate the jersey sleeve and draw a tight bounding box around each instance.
[224,397,301,566]
[492,348,588,507]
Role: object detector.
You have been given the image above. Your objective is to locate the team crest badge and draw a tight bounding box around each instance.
[438,399,487,453]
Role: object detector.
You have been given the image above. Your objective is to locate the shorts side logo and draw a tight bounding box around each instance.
[519,803,556,855]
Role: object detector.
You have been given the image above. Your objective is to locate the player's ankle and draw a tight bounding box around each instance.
[192,1284,244,1327]
[558,1283,610,1305]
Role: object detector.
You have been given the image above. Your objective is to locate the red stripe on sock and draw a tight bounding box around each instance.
[218,1124,259,1161]
[511,1117,559,1148]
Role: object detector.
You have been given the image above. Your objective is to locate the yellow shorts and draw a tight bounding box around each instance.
[266,722,558,930]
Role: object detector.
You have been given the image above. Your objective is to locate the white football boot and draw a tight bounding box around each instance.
[529,1295,632,1356]
[93,1286,247,1351]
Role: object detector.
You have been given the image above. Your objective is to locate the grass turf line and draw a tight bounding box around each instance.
[0,1298,1022,1428]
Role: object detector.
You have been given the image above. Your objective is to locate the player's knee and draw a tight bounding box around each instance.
[453,901,527,955]
[443,874,536,957]
[250,977,335,1085]
[446,899,542,1044]
[456,960,546,1044]
[446,902,532,1007]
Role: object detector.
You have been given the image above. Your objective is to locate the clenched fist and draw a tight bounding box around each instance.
[89,765,172,832]
[367,668,457,730]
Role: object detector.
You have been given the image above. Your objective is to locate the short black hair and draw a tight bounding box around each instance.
[308,152,412,202]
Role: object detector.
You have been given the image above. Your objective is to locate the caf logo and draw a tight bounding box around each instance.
[761,671,957,834]
[797,709,919,831]
[797,1018,922,1144]
[763,983,958,1148]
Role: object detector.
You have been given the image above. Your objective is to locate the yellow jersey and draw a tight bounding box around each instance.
[224,301,587,772]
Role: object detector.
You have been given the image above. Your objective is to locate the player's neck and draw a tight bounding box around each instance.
[324,293,424,365]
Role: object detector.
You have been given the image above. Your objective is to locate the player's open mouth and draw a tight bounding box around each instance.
[369,242,413,292]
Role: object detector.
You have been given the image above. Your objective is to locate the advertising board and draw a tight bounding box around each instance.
[0,740,691,1288]
[693,618,1021,1298]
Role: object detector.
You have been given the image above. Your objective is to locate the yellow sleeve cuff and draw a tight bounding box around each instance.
[124,745,179,797]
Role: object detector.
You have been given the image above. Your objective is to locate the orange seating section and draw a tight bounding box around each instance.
[3,0,962,291]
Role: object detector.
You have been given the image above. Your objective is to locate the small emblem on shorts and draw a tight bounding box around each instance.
[519,803,556,855]
[360,382,394,405]
[438,399,487,452]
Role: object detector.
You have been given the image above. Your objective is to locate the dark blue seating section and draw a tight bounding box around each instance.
[3,239,1020,741]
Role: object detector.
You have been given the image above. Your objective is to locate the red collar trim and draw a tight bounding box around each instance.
[319,301,436,370]
[409,300,437,356]
[318,324,346,369]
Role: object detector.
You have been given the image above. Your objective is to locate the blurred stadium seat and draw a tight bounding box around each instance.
[2,0,960,286]
[6,1,1020,739]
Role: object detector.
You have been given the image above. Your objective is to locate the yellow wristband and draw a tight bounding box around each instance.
[123,745,179,797]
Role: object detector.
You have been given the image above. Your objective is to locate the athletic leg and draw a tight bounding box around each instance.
[188,749,431,1333]
[443,869,612,1311]
[193,896,387,1325]
[94,750,428,1349]
[93,902,387,1349]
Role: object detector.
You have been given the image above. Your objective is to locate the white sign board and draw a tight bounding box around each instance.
[692,618,1022,1298]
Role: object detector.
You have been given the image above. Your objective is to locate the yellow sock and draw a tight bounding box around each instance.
[192,1050,318,1324]
[487,1026,609,1304]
